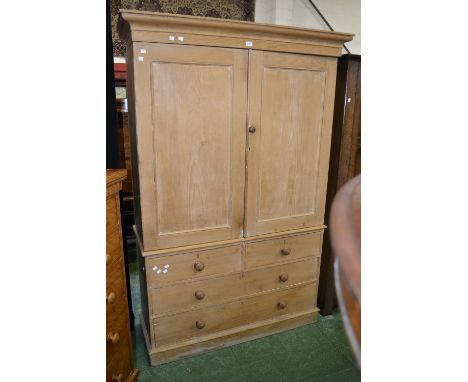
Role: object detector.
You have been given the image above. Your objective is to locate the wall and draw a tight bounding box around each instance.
[255,0,360,55]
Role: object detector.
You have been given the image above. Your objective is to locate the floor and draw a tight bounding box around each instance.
[127,249,360,382]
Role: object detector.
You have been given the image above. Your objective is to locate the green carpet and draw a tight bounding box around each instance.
[128,258,360,381]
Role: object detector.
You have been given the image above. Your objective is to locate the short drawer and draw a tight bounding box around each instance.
[106,230,122,269]
[146,245,242,287]
[106,257,127,322]
[153,283,318,346]
[106,314,131,367]
[151,257,319,315]
[106,195,120,233]
[245,231,323,269]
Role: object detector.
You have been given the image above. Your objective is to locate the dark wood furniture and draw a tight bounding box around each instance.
[318,54,361,315]
[116,97,135,242]
[106,169,138,382]
[329,174,361,366]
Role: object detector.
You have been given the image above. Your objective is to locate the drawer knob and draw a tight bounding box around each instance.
[248,125,256,133]
[277,301,287,310]
[107,332,120,344]
[106,253,111,264]
[195,290,205,300]
[111,374,123,382]
[196,320,206,329]
[279,272,289,282]
[281,248,291,256]
[106,292,116,304]
[194,261,205,272]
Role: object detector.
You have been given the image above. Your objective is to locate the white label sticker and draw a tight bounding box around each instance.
[164,264,169,269]
[163,269,168,274]
[140,48,146,54]
[169,35,175,41]
[157,269,162,274]
[347,98,351,103]
[246,41,253,47]
[178,36,184,41]
[138,56,144,61]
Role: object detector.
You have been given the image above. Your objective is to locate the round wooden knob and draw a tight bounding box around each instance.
[106,254,111,264]
[281,248,291,256]
[194,261,205,272]
[196,320,205,329]
[248,126,256,133]
[195,290,205,300]
[106,292,116,304]
[107,332,120,344]
[277,301,287,310]
[111,374,123,382]
[279,272,289,282]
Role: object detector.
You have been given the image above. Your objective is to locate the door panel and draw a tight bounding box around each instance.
[245,51,337,236]
[133,43,248,250]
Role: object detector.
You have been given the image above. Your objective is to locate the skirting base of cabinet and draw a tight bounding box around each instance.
[141,308,319,366]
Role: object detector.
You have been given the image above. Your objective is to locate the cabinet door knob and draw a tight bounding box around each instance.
[279,272,289,282]
[106,254,111,264]
[195,290,205,300]
[107,332,120,344]
[277,301,287,310]
[248,126,256,133]
[281,248,291,256]
[111,374,123,382]
[196,320,205,329]
[106,292,116,304]
[194,261,205,272]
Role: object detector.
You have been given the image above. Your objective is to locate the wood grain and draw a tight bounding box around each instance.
[152,283,317,346]
[245,51,337,236]
[146,245,242,287]
[106,170,138,380]
[118,10,353,58]
[151,257,319,315]
[131,43,247,251]
[245,231,322,269]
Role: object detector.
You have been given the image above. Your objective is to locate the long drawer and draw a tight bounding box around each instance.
[153,283,318,346]
[151,257,320,316]
[146,245,242,287]
[245,231,323,269]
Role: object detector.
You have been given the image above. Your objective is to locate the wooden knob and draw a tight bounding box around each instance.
[277,301,287,310]
[111,374,123,382]
[194,261,205,272]
[195,290,205,300]
[279,272,289,282]
[106,254,111,264]
[248,126,256,133]
[106,292,116,304]
[281,248,291,256]
[107,332,120,344]
[196,320,205,329]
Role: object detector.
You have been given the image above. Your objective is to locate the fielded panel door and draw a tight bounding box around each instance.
[132,43,248,250]
[245,50,338,237]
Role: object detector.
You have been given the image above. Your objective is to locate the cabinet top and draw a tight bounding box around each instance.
[118,10,353,57]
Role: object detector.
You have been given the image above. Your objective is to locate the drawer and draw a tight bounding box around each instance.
[106,230,122,268]
[153,283,318,346]
[147,245,242,287]
[106,257,127,322]
[151,257,319,315]
[106,195,120,233]
[245,231,323,269]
